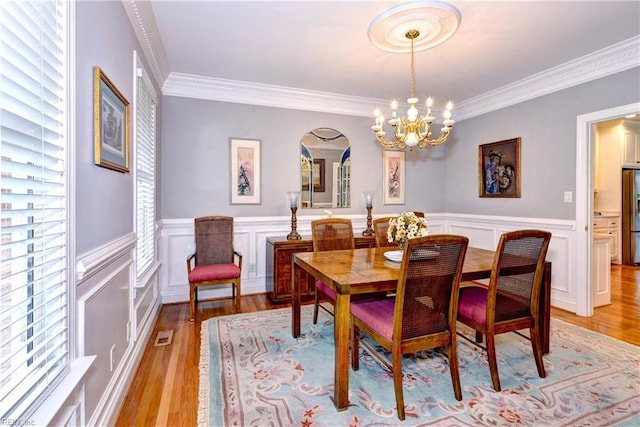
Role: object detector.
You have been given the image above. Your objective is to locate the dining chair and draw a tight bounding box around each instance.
[310,218,387,324]
[310,218,355,323]
[457,229,551,391]
[186,216,243,322]
[350,234,469,420]
[373,216,395,247]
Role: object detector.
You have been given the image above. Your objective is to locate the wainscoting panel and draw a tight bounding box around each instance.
[77,250,133,426]
[135,272,158,342]
[445,214,576,313]
[160,215,373,303]
[159,213,577,313]
[543,230,575,312]
[76,232,161,426]
[447,224,497,250]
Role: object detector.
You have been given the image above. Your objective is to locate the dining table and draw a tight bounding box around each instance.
[290,245,551,411]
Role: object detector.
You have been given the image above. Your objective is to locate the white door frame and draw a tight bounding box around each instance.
[575,102,640,316]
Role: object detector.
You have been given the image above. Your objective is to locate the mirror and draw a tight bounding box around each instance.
[300,128,351,208]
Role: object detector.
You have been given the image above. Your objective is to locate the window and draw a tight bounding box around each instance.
[0,0,69,420]
[134,57,157,280]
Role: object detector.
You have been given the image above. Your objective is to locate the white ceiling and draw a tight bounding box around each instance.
[137,1,640,118]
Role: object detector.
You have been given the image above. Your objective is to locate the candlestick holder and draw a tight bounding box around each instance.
[287,191,302,240]
[362,206,374,236]
[362,191,374,236]
[287,207,302,240]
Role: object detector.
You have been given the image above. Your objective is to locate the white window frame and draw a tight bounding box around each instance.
[133,51,158,284]
[0,1,83,422]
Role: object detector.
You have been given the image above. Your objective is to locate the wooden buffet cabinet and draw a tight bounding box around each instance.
[265,236,375,303]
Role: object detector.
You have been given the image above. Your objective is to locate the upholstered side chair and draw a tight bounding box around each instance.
[350,234,469,420]
[457,229,552,391]
[310,218,355,324]
[186,216,242,322]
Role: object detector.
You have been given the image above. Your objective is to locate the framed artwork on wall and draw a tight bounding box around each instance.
[383,150,405,204]
[478,137,521,198]
[230,138,261,204]
[301,158,325,193]
[93,66,130,173]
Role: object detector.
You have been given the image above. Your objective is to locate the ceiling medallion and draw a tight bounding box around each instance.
[369,1,461,150]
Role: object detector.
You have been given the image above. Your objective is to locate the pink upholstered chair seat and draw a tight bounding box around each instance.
[315,280,336,301]
[188,263,241,282]
[458,286,529,324]
[351,297,448,341]
[350,298,395,340]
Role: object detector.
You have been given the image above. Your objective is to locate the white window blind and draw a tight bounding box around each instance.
[0,0,69,420]
[135,66,156,279]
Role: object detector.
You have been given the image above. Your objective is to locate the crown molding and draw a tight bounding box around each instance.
[125,0,639,121]
[122,0,170,88]
[454,35,640,121]
[162,74,378,117]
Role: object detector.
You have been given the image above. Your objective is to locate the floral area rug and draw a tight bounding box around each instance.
[198,305,639,426]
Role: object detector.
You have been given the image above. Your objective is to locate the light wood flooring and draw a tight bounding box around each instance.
[115,264,639,426]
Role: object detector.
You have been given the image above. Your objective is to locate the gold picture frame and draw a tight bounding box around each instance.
[93,66,130,173]
[478,137,521,198]
[301,158,325,193]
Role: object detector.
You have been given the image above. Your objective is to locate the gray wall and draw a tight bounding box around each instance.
[76,1,162,254]
[160,97,447,219]
[444,69,639,219]
[160,68,638,222]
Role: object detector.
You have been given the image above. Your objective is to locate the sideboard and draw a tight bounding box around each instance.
[265,236,375,303]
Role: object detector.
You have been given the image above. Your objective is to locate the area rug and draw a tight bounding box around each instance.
[198,306,639,426]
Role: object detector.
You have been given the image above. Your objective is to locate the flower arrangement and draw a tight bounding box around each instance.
[387,211,428,248]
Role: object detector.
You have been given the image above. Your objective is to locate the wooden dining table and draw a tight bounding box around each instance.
[291,246,551,411]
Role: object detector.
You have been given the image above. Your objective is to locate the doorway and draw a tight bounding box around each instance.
[576,102,640,316]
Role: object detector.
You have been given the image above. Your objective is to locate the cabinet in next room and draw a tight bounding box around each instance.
[592,234,611,307]
[622,120,640,167]
[593,215,620,264]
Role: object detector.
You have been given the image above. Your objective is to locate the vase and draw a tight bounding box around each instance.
[398,241,406,250]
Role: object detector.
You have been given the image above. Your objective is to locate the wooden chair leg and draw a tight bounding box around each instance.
[189,283,196,322]
[351,325,360,371]
[485,334,501,391]
[235,280,241,313]
[391,350,405,421]
[448,341,462,400]
[313,288,320,324]
[530,326,546,378]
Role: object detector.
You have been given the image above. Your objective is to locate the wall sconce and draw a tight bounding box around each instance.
[286,191,302,240]
[362,191,374,236]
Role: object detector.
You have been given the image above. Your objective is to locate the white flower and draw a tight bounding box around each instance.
[387,211,428,245]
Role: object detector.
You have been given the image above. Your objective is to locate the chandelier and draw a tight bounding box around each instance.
[369,1,461,150]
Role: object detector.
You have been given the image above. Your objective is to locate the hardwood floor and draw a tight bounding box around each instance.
[115,265,639,426]
[551,264,639,346]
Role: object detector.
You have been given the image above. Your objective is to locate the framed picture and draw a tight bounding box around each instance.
[93,66,130,173]
[230,138,261,204]
[301,158,325,192]
[383,150,405,204]
[478,137,521,198]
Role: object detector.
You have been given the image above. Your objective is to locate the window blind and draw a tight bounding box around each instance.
[135,67,156,279]
[0,0,69,419]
